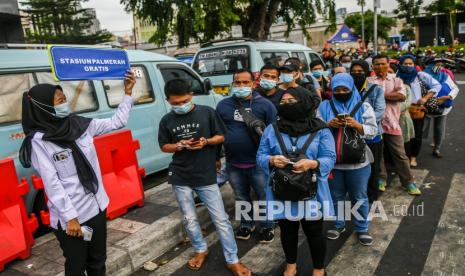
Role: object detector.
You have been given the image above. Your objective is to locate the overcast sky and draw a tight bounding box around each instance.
[82,0,434,35]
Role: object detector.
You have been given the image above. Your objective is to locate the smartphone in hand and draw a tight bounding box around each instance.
[337,113,349,120]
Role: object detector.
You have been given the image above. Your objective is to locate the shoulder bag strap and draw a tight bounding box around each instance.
[349,84,377,117]
[298,130,320,155]
[329,100,339,116]
[272,123,289,156]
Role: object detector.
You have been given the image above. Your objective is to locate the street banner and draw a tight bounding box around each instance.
[47,45,130,81]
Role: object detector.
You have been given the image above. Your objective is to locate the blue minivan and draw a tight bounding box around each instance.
[0,48,221,215]
[192,38,325,95]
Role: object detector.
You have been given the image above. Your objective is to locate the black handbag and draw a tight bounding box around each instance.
[270,124,319,202]
[418,79,443,115]
[234,97,266,146]
[329,85,376,164]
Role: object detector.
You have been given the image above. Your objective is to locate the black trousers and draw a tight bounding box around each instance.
[54,210,107,276]
[410,118,425,157]
[367,141,383,203]
[278,219,325,269]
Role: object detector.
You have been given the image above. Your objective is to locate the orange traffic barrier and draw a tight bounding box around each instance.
[0,158,38,272]
[31,175,50,226]
[94,130,145,220]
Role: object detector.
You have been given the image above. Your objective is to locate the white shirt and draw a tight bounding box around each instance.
[409,72,442,104]
[31,95,134,230]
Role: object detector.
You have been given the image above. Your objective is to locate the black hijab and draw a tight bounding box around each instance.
[19,84,98,194]
[277,87,327,137]
[350,60,370,92]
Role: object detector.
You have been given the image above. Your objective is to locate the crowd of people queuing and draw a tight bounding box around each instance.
[20,47,460,276]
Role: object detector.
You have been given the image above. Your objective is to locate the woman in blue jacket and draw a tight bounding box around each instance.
[257,88,335,276]
[318,73,378,246]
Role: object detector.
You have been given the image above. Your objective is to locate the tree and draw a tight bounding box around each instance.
[426,0,465,42]
[393,0,424,26]
[401,26,416,41]
[357,0,366,48]
[21,0,113,44]
[345,10,396,48]
[121,0,337,48]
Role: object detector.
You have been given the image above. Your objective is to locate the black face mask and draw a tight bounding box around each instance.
[351,72,366,91]
[278,102,306,121]
[333,91,353,103]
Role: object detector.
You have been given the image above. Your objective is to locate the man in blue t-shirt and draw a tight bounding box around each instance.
[216,69,277,243]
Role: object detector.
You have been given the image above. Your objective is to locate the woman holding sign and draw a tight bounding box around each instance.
[19,71,136,276]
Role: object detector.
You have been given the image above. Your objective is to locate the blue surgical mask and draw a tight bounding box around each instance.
[341,63,351,71]
[312,70,324,78]
[172,101,193,114]
[54,102,71,118]
[259,79,277,90]
[280,73,294,83]
[231,86,252,98]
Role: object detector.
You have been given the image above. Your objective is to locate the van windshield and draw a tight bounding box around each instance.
[193,46,250,77]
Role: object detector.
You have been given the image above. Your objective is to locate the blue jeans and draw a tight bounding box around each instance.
[226,164,274,230]
[172,184,238,264]
[331,165,371,233]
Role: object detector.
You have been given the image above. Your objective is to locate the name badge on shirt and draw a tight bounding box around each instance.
[53,150,70,162]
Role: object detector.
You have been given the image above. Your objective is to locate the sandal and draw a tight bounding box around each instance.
[226,262,252,276]
[187,251,209,270]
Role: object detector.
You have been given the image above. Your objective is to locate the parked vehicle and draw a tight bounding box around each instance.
[191,38,325,95]
[0,47,221,216]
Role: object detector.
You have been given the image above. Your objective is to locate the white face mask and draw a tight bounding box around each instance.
[54,102,71,118]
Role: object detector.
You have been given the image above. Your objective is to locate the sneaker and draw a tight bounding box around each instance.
[327,227,346,240]
[405,183,421,196]
[433,150,443,158]
[259,228,274,243]
[358,232,373,246]
[378,179,387,192]
[410,158,418,167]
[236,226,255,240]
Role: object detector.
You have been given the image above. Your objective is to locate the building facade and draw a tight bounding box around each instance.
[0,0,24,43]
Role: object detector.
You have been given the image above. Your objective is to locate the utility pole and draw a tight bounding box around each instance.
[132,13,137,50]
[374,0,379,54]
[361,0,365,51]
[435,13,439,46]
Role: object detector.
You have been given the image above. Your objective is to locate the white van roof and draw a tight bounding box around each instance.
[198,39,314,52]
[0,49,177,70]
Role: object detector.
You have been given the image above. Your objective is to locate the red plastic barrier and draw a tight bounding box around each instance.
[31,175,50,226]
[0,158,38,271]
[94,130,145,220]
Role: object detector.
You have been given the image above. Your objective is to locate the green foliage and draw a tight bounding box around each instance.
[382,43,465,57]
[393,0,424,26]
[401,26,415,41]
[344,10,396,47]
[121,0,337,48]
[21,0,113,44]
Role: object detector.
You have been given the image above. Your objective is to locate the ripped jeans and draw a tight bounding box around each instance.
[172,184,238,264]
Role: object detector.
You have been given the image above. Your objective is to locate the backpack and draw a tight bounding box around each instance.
[233,97,266,146]
[270,124,319,202]
[329,85,375,164]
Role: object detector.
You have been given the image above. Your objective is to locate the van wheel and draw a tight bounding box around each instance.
[32,191,52,237]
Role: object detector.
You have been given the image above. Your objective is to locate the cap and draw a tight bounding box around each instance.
[279,61,298,72]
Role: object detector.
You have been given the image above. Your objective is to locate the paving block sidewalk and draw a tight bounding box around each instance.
[4,183,236,276]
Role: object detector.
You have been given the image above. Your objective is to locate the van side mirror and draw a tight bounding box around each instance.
[204,78,212,92]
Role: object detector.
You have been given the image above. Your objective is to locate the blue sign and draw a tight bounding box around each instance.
[48,45,130,81]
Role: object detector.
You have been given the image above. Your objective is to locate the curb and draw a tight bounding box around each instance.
[105,184,236,276]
